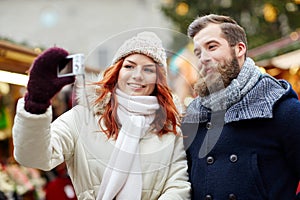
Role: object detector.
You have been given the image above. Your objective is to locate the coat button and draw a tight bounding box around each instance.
[205,194,213,200]
[229,154,238,163]
[228,193,237,200]
[207,156,215,164]
[206,122,212,129]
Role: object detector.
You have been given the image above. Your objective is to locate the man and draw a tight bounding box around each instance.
[182,14,300,200]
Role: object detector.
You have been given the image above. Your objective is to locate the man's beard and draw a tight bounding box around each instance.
[194,54,240,97]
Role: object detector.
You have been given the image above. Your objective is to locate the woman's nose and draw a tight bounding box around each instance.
[132,67,143,80]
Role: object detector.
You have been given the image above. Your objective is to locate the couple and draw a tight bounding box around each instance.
[12,14,300,199]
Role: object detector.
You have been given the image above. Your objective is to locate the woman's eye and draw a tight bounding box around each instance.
[124,65,133,69]
[144,67,155,73]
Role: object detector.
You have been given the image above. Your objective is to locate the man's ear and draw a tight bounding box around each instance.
[236,42,247,59]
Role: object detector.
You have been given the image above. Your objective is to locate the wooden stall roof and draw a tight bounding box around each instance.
[0,40,40,74]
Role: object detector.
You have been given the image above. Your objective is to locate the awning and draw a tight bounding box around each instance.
[256,49,300,69]
[0,40,39,74]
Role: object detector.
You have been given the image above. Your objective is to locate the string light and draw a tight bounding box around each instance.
[263,3,277,23]
[176,2,189,16]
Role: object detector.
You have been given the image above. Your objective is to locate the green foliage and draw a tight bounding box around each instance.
[160,0,300,49]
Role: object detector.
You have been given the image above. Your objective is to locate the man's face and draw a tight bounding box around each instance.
[192,23,241,97]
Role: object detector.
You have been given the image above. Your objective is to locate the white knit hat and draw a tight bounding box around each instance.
[112,31,167,68]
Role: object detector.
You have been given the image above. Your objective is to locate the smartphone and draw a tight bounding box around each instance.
[58,54,85,77]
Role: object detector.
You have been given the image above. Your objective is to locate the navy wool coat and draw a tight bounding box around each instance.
[182,75,300,200]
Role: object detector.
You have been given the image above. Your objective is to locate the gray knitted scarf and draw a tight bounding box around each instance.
[200,57,262,111]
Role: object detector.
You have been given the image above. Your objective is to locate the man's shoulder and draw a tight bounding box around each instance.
[225,74,299,122]
[253,74,298,101]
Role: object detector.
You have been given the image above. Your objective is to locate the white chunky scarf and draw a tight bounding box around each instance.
[97,89,159,200]
[200,58,262,111]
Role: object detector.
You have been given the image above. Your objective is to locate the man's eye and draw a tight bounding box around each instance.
[208,45,217,50]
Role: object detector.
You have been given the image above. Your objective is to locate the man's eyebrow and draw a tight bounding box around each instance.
[206,39,219,45]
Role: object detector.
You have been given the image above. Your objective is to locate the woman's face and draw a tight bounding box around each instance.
[117,54,157,96]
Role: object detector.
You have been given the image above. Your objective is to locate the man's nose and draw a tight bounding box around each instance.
[199,50,211,65]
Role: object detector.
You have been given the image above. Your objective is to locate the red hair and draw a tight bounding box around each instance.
[94,59,180,139]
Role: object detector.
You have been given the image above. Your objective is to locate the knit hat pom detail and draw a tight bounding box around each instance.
[112,31,167,68]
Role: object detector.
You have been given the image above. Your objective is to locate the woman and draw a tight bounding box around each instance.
[12,32,191,199]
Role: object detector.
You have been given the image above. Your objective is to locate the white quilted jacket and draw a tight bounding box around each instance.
[12,98,191,199]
